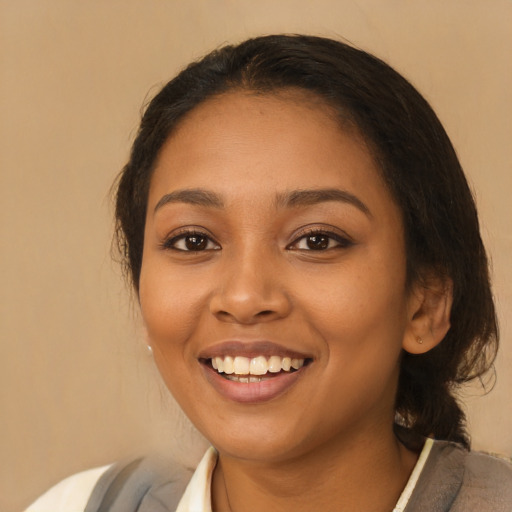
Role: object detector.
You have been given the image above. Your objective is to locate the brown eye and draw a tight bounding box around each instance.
[184,235,208,251]
[305,234,330,250]
[164,231,220,252]
[288,230,353,251]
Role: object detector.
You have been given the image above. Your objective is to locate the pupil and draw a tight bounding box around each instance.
[307,235,329,250]
[185,235,207,251]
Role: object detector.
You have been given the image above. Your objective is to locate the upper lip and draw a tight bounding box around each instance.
[198,340,313,360]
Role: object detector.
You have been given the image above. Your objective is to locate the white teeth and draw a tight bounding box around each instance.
[234,356,250,375]
[210,355,306,376]
[268,355,282,373]
[250,356,268,375]
[223,356,234,374]
[291,358,303,370]
[225,375,265,383]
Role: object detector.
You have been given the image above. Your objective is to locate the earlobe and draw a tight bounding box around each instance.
[402,277,453,355]
[141,325,153,355]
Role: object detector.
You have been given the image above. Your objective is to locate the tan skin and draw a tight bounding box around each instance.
[139,90,452,511]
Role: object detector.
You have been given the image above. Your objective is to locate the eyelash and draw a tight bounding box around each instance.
[287,228,354,251]
[161,227,353,253]
[161,229,220,252]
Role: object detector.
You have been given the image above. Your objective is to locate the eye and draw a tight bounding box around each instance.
[288,229,353,251]
[163,231,220,252]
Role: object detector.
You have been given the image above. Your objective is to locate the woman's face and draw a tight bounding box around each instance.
[139,91,417,463]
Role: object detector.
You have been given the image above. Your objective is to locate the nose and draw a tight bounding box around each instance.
[209,249,292,325]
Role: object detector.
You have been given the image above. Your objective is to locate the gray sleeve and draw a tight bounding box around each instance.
[405,441,512,512]
[84,456,193,512]
[450,451,512,512]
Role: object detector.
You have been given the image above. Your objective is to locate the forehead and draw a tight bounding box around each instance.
[149,90,393,212]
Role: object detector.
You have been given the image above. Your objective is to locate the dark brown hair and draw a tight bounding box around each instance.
[115,34,498,448]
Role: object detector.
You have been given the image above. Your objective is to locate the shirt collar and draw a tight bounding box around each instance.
[175,439,434,512]
[176,446,217,512]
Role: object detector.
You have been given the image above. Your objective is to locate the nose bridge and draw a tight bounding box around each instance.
[210,239,290,324]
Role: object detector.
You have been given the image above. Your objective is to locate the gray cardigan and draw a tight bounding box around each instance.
[85,440,512,511]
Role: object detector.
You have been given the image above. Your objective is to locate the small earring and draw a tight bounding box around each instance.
[147,345,153,355]
[416,337,424,344]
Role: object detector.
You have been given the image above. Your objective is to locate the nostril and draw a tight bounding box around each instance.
[257,310,274,317]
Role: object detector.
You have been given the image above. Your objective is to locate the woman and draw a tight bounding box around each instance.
[27,34,511,511]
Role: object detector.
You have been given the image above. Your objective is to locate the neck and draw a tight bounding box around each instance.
[211,426,419,512]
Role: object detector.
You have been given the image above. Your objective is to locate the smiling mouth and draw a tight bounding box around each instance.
[201,355,312,383]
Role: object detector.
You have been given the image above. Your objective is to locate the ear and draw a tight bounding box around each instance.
[141,325,153,354]
[402,275,453,355]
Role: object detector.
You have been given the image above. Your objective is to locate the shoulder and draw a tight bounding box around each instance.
[454,449,512,510]
[409,440,512,512]
[24,464,112,511]
[24,455,195,512]
[85,455,194,511]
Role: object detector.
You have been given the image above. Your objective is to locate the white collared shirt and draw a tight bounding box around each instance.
[25,464,112,511]
[176,439,434,512]
[25,438,434,511]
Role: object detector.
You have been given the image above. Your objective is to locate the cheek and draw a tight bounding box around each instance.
[139,259,206,350]
[302,273,407,419]
[139,266,202,401]
[299,256,409,368]
[303,260,407,330]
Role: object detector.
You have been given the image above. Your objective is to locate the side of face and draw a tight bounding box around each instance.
[138,90,435,463]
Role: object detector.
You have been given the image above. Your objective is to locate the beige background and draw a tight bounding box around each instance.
[1,1,510,510]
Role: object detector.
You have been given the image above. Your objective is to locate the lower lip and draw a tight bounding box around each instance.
[201,364,308,404]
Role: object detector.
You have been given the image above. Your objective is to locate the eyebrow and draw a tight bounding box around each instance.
[276,188,372,217]
[154,187,371,217]
[154,188,224,212]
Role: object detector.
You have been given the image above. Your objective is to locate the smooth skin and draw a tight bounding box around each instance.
[139,90,452,512]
